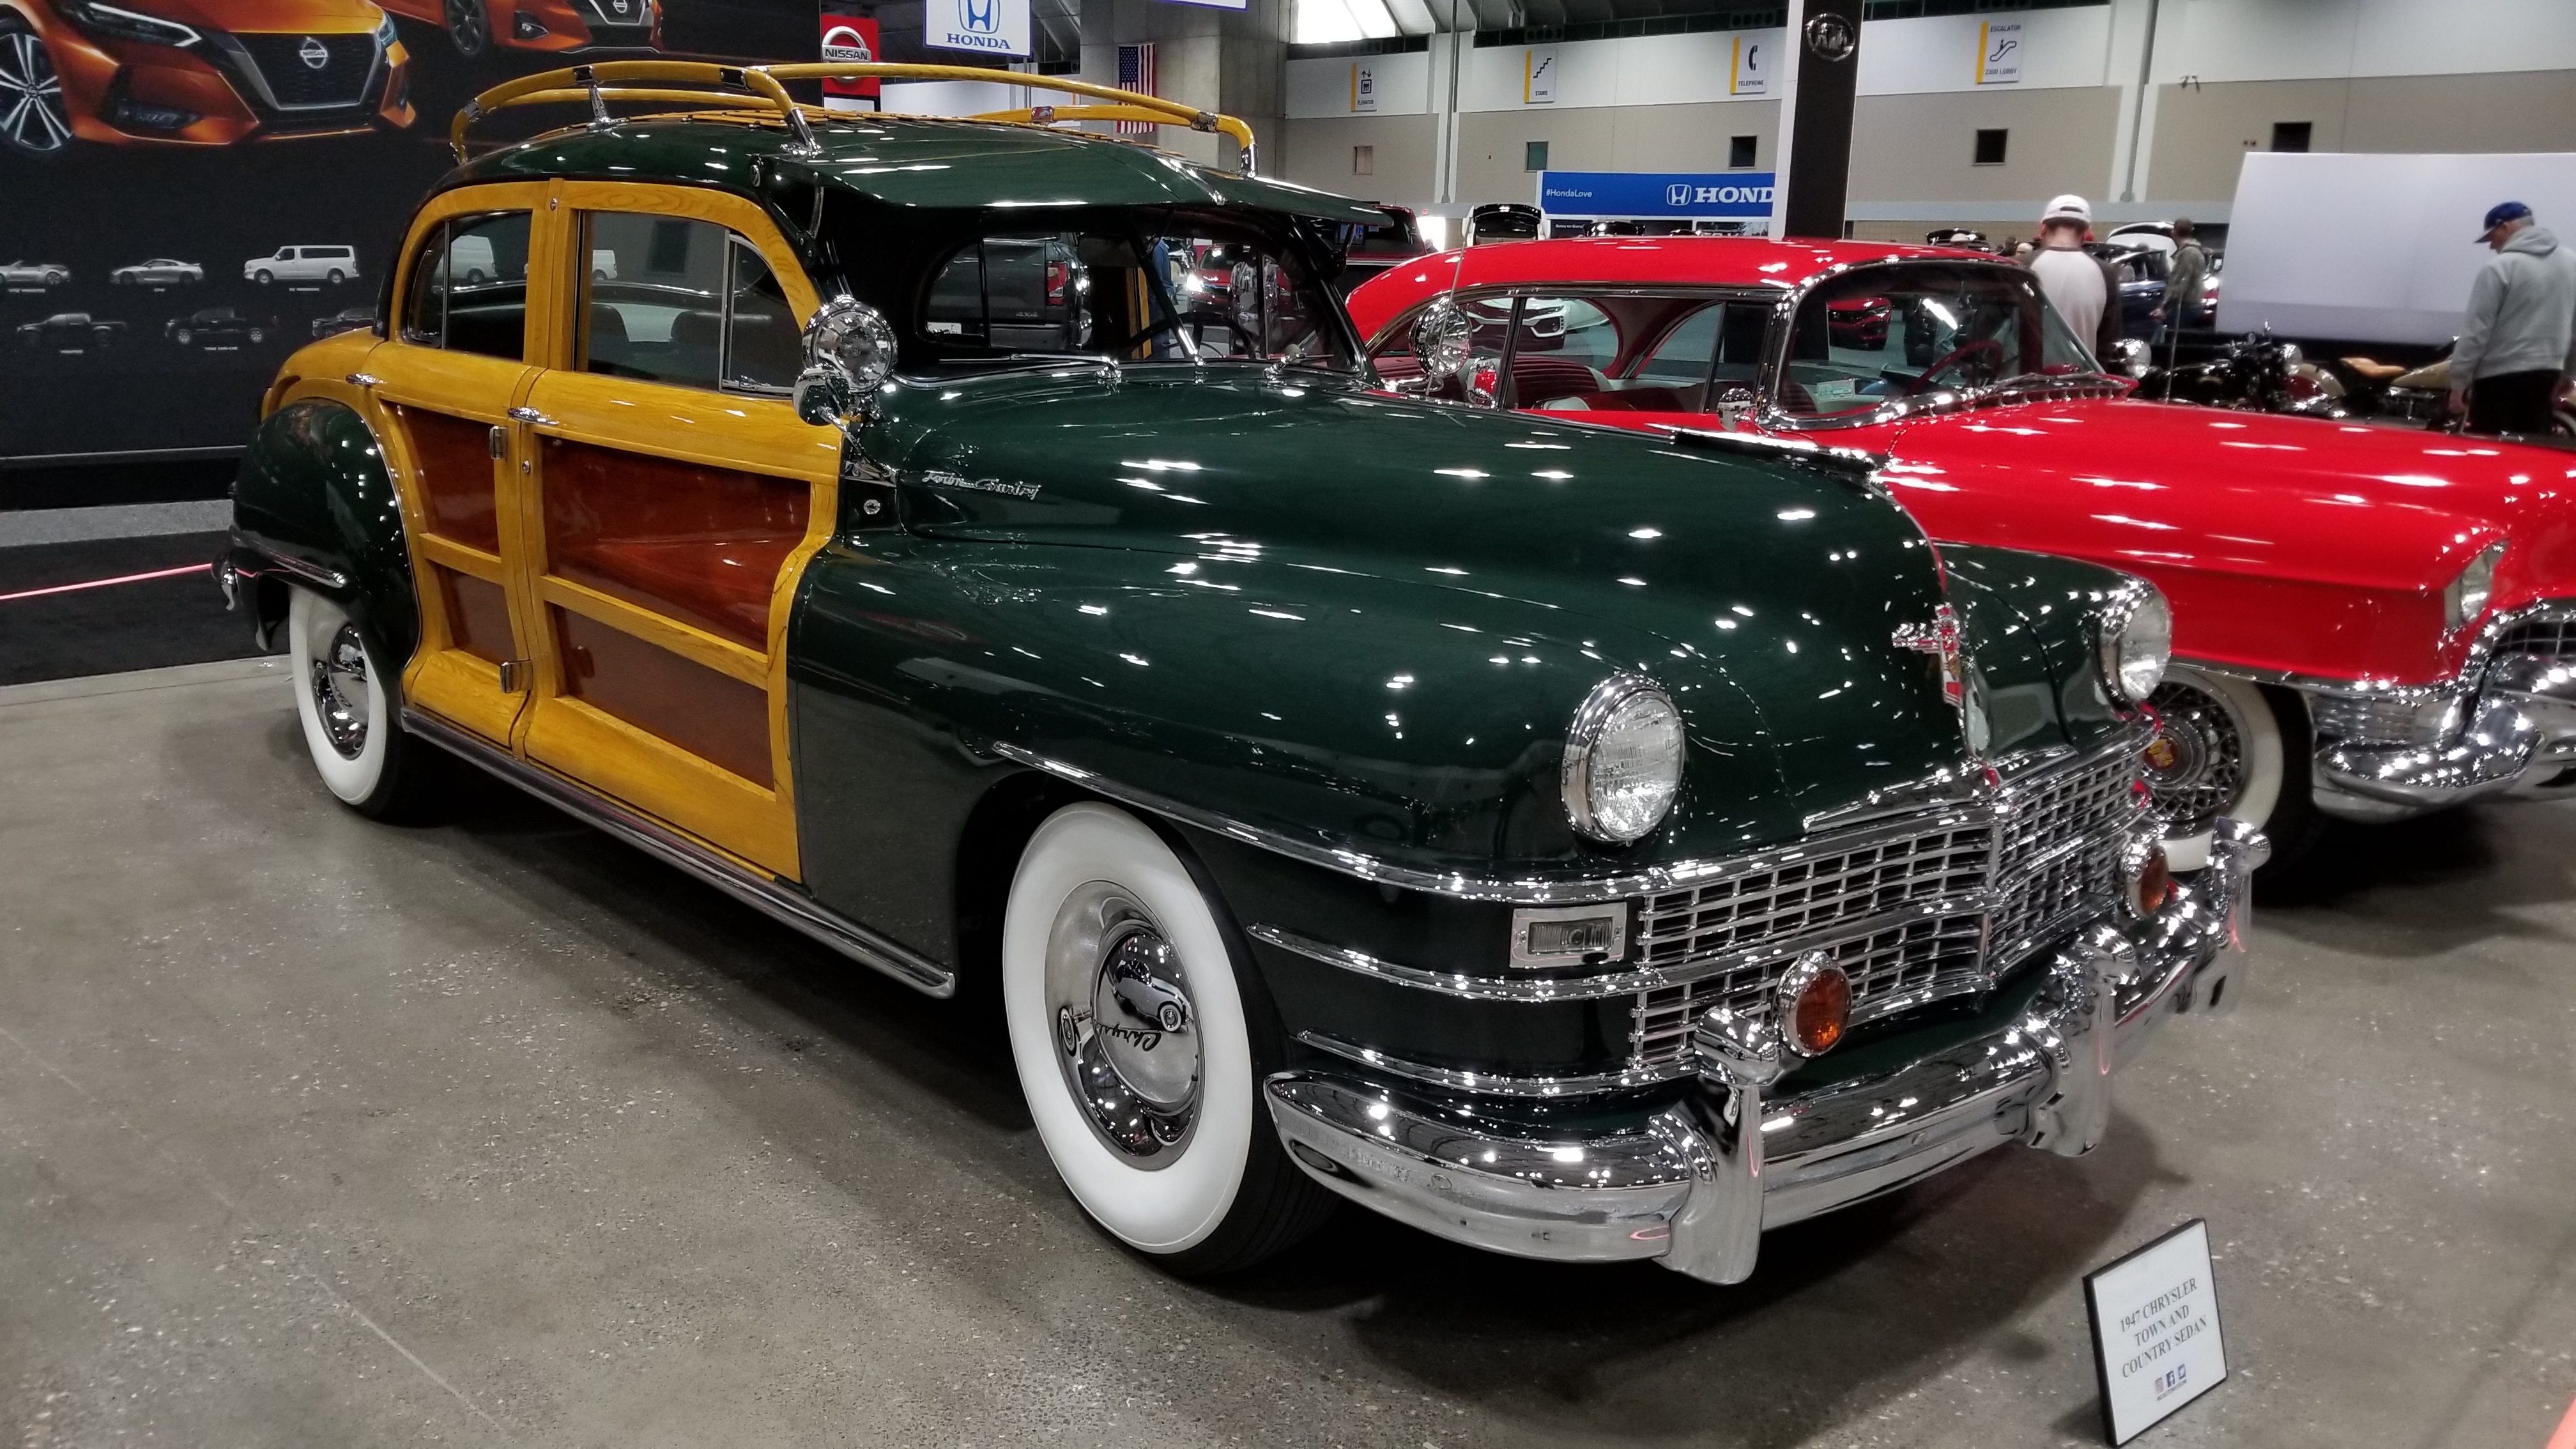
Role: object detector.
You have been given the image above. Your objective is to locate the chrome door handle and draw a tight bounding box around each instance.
[507,406,558,428]
[344,372,383,387]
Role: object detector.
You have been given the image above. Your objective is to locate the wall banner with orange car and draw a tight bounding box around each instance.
[0,0,816,466]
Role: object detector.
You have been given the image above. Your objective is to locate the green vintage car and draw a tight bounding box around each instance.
[219,63,2264,1284]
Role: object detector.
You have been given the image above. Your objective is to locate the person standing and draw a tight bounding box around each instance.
[2450,201,2576,436]
[2021,194,2124,358]
[2166,218,2211,331]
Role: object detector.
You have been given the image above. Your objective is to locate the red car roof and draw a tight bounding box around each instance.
[1346,236,1999,338]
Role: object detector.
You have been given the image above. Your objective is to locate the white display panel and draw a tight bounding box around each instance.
[2221,151,2576,344]
[2085,1220,2228,1445]
[924,0,1031,59]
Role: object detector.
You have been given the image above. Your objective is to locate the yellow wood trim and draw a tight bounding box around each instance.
[524,694,796,876]
[409,652,521,744]
[551,180,822,335]
[415,532,505,579]
[387,181,553,362]
[536,573,769,686]
[506,185,575,758]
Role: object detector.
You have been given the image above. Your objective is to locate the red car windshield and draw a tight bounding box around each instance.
[1782,262,2099,418]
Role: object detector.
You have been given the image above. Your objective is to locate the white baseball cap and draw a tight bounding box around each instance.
[2042,194,2092,226]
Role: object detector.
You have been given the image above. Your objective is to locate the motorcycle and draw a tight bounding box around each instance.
[2328,342,2576,443]
[2136,330,2348,418]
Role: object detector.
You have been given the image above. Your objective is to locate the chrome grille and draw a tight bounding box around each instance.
[1629,912,1989,1069]
[2494,614,2576,664]
[1634,822,1991,966]
[1992,746,2140,958]
[1625,743,2144,1076]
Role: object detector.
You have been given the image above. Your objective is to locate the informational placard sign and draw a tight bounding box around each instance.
[1524,47,1558,104]
[928,0,1031,59]
[1977,19,2022,84]
[1351,61,1379,112]
[1537,171,1777,220]
[1730,34,1769,95]
[2085,1220,2229,1445]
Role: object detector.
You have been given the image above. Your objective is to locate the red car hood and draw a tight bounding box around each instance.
[119,0,390,32]
[1873,397,2576,682]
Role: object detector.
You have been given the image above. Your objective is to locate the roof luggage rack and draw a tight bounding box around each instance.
[450,61,1259,172]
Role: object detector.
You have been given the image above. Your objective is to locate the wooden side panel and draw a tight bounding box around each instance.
[555,608,774,786]
[393,405,502,552]
[538,436,809,652]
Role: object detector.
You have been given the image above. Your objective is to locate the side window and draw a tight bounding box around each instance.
[399,211,532,362]
[581,211,797,395]
[1503,296,1615,409]
[1634,304,1723,383]
[924,234,1094,354]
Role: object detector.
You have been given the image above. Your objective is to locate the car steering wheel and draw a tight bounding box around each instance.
[1114,310,1262,356]
[1904,338,2007,395]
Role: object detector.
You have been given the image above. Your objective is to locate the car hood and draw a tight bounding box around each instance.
[859,367,2044,856]
[1876,395,2576,675]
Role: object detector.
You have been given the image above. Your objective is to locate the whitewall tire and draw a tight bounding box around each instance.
[1002,802,1331,1271]
[287,586,437,820]
[2146,665,2311,871]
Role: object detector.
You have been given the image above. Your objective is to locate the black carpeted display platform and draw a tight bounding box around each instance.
[0,457,241,512]
[0,532,275,686]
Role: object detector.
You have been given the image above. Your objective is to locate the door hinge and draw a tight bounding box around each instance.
[497,659,532,693]
[487,425,506,459]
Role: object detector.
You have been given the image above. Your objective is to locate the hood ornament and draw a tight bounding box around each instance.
[1892,602,1965,707]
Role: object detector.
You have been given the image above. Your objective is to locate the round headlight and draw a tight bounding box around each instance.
[2099,585,2172,706]
[1561,676,1685,845]
[2445,540,2505,629]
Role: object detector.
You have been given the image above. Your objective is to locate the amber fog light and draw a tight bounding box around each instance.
[2124,838,2174,917]
[1775,952,1851,1057]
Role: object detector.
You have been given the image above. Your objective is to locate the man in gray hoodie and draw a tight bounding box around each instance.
[2450,201,2576,436]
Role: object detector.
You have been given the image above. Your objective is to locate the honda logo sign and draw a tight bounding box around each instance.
[928,0,1028,56]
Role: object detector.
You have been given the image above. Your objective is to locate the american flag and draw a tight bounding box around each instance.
[1116,43,1156,134]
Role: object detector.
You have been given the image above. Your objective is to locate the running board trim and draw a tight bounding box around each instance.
[402,707,957,999]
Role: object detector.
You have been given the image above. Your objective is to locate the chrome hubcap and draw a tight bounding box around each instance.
[2143,679,2244,832]
[309,623,371,760]
[0,29,70,154]
[1045,882,1200,1167]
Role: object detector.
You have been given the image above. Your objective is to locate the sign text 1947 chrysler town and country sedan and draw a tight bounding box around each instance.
[220,63,2262,1283]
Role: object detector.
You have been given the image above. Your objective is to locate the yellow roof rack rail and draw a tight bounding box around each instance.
[451,61,1258,172]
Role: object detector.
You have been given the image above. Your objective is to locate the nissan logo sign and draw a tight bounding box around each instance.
[822,22,873,62]
[298,35,330,69]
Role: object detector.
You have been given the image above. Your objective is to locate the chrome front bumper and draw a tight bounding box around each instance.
[1265,819,2266,1285]
[2312,654,2576,821]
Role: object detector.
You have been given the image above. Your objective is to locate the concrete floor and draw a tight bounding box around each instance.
[2,657,2571,1449]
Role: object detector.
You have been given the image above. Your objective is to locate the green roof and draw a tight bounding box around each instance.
[451,114,1387,224]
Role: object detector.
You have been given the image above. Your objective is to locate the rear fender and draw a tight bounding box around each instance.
[226,396,417,666]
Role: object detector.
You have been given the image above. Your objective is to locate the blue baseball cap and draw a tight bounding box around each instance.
[2479,201,2533,239]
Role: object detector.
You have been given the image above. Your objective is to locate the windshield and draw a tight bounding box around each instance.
[827,203,1356,376]
[1779,262,2099,420]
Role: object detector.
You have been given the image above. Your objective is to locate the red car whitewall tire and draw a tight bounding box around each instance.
[2149,666,2286,871]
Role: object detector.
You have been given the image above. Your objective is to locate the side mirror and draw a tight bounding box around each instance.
[1409,297,1473,384]
[794,295,898,432]
[1715,385,1756,429]
[2106,337,2150,379]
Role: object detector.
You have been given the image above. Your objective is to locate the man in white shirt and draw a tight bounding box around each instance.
[2021,194,2124,358]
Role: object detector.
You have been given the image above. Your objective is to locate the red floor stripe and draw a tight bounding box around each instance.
[2548,1393,2576,1449]
[0,562,213,604]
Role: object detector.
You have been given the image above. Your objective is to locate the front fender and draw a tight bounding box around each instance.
[229,397,417,665]
[1938,540,2142,759]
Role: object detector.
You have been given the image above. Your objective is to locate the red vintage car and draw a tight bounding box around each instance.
[1347,237,2576,869]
